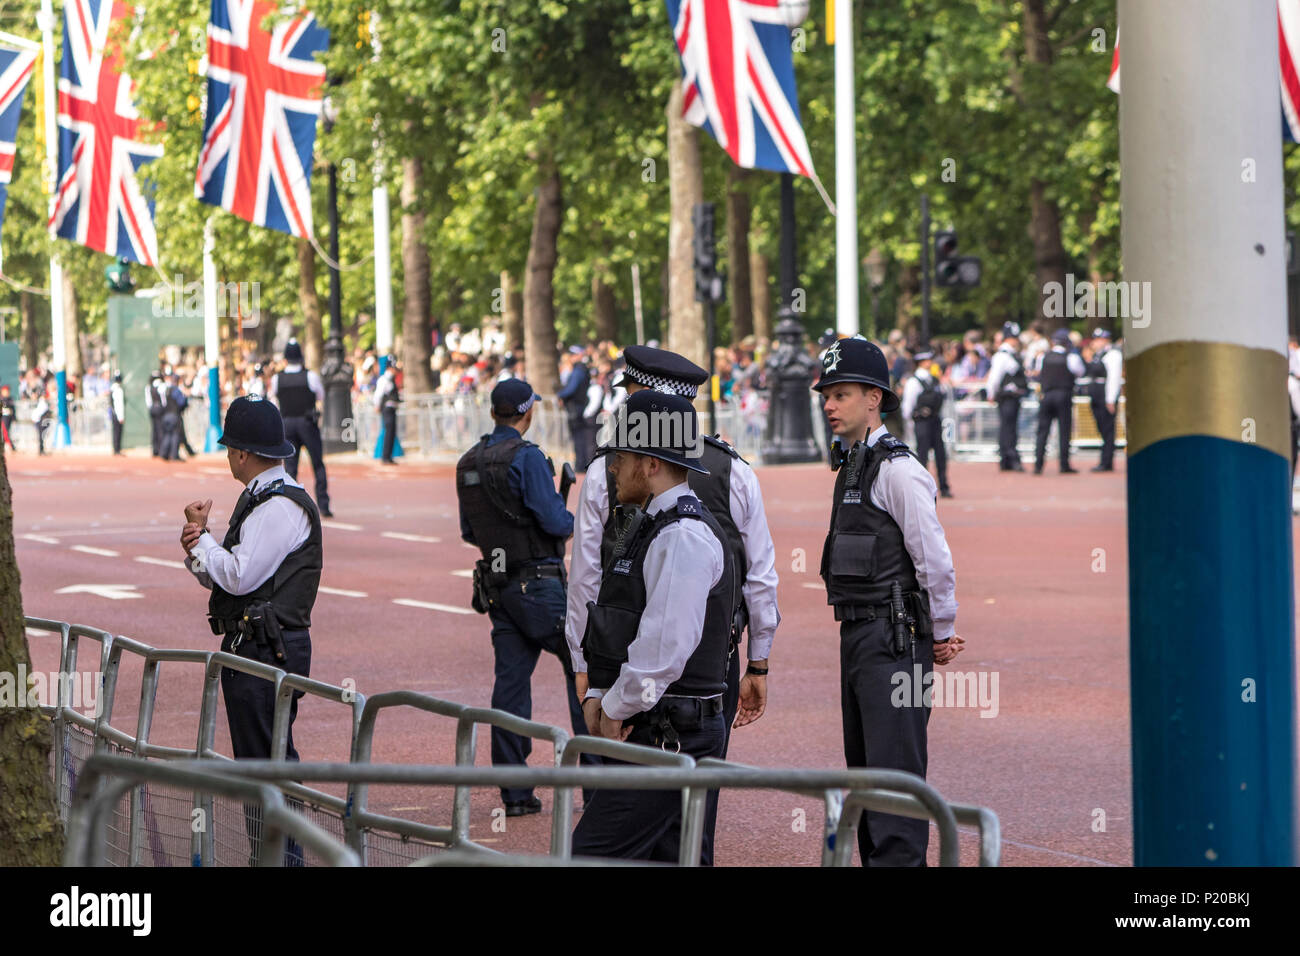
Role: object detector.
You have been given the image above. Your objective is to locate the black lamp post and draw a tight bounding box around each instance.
[320,93,355,454]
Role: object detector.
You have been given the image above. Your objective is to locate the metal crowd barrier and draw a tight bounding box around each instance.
[28,617,1000,867]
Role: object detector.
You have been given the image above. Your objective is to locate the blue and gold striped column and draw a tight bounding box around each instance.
[1121,0,1296,866]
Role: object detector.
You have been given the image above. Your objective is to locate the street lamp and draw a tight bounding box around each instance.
[320,92,355,454]
[863,248,887,339]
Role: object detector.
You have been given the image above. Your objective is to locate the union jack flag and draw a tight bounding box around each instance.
[50,1,162,266]
[195,1,329,238]
[666,0,820,182]
[1110,3,1300,143]
[0,37,38,249]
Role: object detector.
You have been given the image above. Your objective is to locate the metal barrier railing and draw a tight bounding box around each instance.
[28,617,1000,867]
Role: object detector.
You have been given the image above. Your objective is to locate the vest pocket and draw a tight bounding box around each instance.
[581,602,643,678]
[827,532,879,580]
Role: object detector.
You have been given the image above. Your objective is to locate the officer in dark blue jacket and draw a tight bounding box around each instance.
[456,378,592,817]
[556,349,593,472]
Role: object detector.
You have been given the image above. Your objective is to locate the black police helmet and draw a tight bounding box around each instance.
[594,388,709,475]
[284,339,303,363]
[812,336,900,413]
[218,395,295,459]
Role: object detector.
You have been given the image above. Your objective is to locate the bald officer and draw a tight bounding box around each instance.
[565,345,780,751]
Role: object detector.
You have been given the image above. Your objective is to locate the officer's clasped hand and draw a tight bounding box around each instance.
[184,498,213,526]
[933,634,966,665]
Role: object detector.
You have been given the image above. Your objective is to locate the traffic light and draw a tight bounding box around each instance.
[105,257,134,293]
[933,229,982,289]
[693,203,725,304]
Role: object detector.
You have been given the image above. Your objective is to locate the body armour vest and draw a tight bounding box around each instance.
[456,435,565,568]
[600,437,749,620]
[1083,351,1108,398]
[207,481,322,629]
[997,353,1028,399]
[276,370,315,418]
[583,494,735,698]
[1039,351,1075,393]
[821,433,921,606]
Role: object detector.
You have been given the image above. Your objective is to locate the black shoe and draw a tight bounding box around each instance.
[1010,463,1025,472]
[320,509,334,518]
[940,489,953,498]
[1033,464,1043,475]
[504,796,543,817]
[1090,465,1113,473]
[1060,466,1078,474]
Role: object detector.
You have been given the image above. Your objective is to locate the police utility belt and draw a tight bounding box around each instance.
[627,695,724,753]
[209,601,288,665]
[471,561,565,614]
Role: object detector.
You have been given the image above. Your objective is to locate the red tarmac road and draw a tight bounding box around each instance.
[9,445,1144,865]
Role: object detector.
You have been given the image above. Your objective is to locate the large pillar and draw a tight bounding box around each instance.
[1121,0,1296,865]
[833,0,858,337]
[202,218,221,451]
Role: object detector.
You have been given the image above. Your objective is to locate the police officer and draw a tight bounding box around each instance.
[269,339,332,517]
[158,373,187,462]
[571,388,735,863]
[566,345,779,756]
[1081,329,1123,472]
[901,351,952,498]
[179,395,321,865]
[813,336,964,867]
[987,322,1028,472]
[147,371,164,457]
[456,378,593,817]
[109,372,125,456]
[1034,329,1084,475]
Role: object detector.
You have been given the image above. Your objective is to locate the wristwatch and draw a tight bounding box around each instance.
[746,663,769,676]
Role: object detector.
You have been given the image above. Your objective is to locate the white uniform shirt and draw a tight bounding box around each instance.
[900,368,939,421]
[1100,347,1124,405]
[566,453,781,670]
[987,345,1024,397]
[110,382,125,423]
[268,364,325,406]
[862,425,958,640]
[373,373,399,410]
[583,481,724,721]
[186,465,312,596]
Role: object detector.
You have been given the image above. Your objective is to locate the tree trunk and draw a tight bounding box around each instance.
[592,270,617,345]
[62,273,82,387]
[524,160,563,395]
[896,263,920,337]
[750,248,771,343]
[400,156,433,393]
[296,239,324,370]
[501,271,524,351]
[1021,0,1069,330]
[0,447,64,865]
[20,291,38,372]
[726,167,752,344]
[667,78,706,370]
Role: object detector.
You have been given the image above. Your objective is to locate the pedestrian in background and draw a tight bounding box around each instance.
[374,359,402,465]
[109,372,126,456]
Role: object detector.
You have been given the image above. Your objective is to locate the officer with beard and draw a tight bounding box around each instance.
[814,336,964,866]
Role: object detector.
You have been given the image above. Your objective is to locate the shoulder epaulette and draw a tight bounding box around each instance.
[675,495,703,517]
[704,433,741,459]
[876,433,912,461]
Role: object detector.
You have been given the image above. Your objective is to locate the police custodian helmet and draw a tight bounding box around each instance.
[812,336,900,413]
[218,395,296,458]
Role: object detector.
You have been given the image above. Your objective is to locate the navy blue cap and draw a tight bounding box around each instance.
[1001,321,1021,338]
[594,389,708,474]
[1052,328,1071,345]
[613,345,708,397]
[1091,327,1112,340]
[491,378,540,415]
[218,395,295,459]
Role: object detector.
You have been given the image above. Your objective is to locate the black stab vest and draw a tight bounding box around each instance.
[207,480,322,629]
[821,433,921,606]
[583,494,735,698]
[1083,349,1109,399]
[997,352,1028,399]
[277,370,315,417]
[456,435,565,569]
[600,436,749,610]
[1040,350,1075,393]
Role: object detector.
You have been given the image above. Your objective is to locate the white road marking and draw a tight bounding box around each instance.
[135,556,188,570]
[321,521,364,531]
[54,584,142,600]
[319,586,368,598]
[450,569,474,578]
[22,534,60,544]
[801,582,822,590]
[381,532,441,543]
[70,545,120,557]
[392,598,474,616]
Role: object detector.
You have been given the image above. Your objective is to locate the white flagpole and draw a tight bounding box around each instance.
[833,0,858,337]
[202,216,221,450]
[38,0,69,445]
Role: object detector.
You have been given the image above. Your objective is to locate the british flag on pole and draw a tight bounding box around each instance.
[195,0,329,239]
[49,1,162,266]
[666,0,824,191]
[0,35,38,248]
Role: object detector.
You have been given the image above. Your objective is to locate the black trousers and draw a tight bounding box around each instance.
[996,397,1021,467]
[569,415,593,472]
[840,615,933,866]
[159,413,181,460]
[1034,389,1073,470]
[913,415,950,493]
[283,416,330,513]
[110,417,123,454]
[219,628,311,865]
[571,708,726,864]
[380,406,398,462]
[486,572,593,802]
[1090,395,1116,469]
[149,409,162,456]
